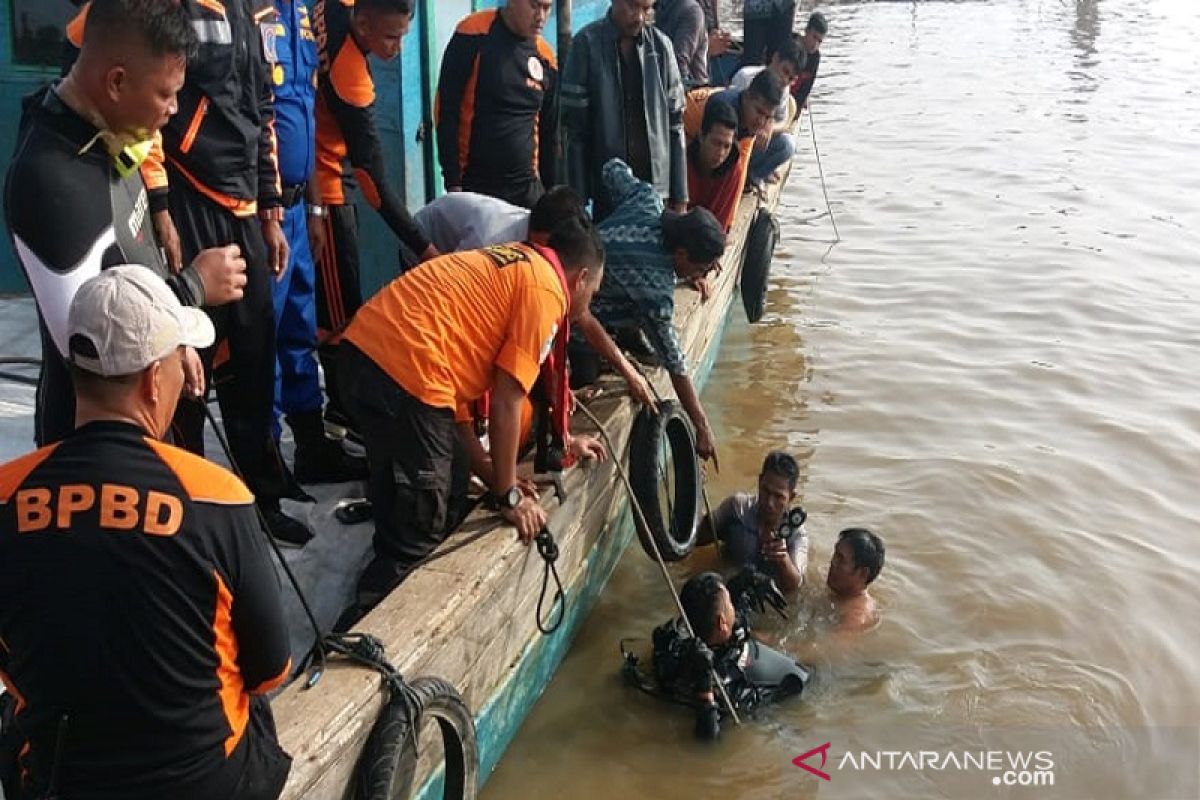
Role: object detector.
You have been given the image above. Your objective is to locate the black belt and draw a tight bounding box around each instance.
[281,182,307,208]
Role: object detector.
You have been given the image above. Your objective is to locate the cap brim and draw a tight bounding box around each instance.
[177,306,216,351]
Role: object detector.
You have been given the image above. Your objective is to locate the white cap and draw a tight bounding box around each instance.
[67,265,215,377]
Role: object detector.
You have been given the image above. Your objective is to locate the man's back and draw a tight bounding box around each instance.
[0,422,290,799]
[414,192,530,254]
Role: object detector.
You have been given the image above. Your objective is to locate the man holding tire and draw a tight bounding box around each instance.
[571,158,724,467]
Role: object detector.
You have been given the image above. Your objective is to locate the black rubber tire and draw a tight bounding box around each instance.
[740,208,780,323]
[628,401,701,562]
[356,676,479,800]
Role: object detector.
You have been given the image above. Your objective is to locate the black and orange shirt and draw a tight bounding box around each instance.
[344,243,568,421]
[434,9,559,205]
[0,422,290,798]
[314,0,430,254]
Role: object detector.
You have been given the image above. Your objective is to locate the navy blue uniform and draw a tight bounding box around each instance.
[270,0,323,435]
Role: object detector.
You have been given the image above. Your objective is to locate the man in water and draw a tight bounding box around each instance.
[645,569,808,740]
[826,527,885,632]
[699,451,807,592]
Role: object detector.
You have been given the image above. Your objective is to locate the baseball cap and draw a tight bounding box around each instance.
[67,265,215,377]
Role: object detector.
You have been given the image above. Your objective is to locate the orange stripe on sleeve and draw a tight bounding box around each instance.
[65,4,90,48]
[0,445,60,504]
[165,157,258,217]
[212,571,249,756]
[248,658,292,695]
[144,438,254,505]
[457,58,482,180]
[330,45,375,108]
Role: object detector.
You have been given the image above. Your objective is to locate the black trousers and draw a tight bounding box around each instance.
[338,344,469,599]
[313,202,362,418]
[166,171,288,504]
[463,175,545,210]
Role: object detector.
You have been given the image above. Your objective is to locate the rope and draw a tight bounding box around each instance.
[806,102,841,243]
[534,528,566,635]
[573,398,741,726]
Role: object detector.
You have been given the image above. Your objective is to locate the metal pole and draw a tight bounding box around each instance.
[556,0,573,63]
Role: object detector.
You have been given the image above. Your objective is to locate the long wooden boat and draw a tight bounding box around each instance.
[272,169,796,800]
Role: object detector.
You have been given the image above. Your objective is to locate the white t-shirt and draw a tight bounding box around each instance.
[729,66,789,123]
[413,192,531,253]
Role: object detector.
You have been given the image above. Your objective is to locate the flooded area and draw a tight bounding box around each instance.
[484,1,1200,797]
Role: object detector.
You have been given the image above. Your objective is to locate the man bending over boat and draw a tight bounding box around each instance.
[625,569,810,740]
[337,217,607,613]
[569,158,726,466]
[0,268,291,800]
[699,451,808,592]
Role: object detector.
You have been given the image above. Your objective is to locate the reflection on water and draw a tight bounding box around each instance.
[485,1,1200,797]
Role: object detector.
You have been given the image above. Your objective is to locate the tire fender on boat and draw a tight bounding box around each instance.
[628,401,702,562]
[356,676,479,800]
[740,207,780,324]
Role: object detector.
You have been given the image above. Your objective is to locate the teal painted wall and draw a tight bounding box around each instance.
[0,0,613,295]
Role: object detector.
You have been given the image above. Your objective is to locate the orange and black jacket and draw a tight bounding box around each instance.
[434,9,559,203]
[0,421,290,799]
[314,0,430,254]
[67,1,284,218]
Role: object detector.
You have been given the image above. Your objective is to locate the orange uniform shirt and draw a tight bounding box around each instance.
[344,243,567,421]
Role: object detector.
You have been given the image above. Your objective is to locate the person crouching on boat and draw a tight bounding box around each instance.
[635,569,810,740]
[337,217,607,613]
[569,158,726,467]
[699,451,807,592]
[0,268,292,800]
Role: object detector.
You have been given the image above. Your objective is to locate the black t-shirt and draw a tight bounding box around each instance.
[0,422,290,799]
[619,39,653,183]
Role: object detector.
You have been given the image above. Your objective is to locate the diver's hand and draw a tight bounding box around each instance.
[695,701,721,740]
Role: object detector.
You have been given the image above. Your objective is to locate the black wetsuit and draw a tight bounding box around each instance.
[3,86,206,447]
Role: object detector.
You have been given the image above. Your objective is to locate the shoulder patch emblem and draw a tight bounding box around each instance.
[482,244,528,269]
[527,55,545,83]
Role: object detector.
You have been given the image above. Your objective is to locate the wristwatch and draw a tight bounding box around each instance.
[307,204,328,218]
[258,206,284,222]
[498,485,522,511]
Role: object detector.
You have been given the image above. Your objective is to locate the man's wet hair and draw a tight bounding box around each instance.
[547,215,605,273]
[680,571,727,641]
[838,528,885,585]
[767,33,806,71]
[358,0,414,15]
[760,451,800,491]
[530,186,587,236]
[661,206,726,265]
[807,11,829,36]
[746,69,785,109]
[86,0,196,58]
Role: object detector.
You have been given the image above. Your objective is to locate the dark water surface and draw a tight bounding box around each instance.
[484,1,1200,798]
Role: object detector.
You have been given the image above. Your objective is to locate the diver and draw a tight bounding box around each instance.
[623,568,810,740]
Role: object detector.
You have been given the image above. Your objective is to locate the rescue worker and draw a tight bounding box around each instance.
[413,186,656,406]
[643,569,809,740]
[269,0,366,483]
[0,266,292,800]
[562,0,688,220]
[313,0,438,430]
[6,0,245,447]
[436,0,559,208]
[66,0,315,545]
[337,217,607,613]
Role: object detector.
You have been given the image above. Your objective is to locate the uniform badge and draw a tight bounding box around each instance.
[260,21,279,63]
[527,55,545,83]
[483,245,527,269]
[273,64,285,86]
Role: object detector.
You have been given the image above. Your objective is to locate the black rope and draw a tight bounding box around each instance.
[534,527,566,635]
[200,402,332,685]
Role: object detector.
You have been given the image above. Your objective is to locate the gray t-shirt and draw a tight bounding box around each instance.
[413,192,530,253]
[712,492,808,575]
